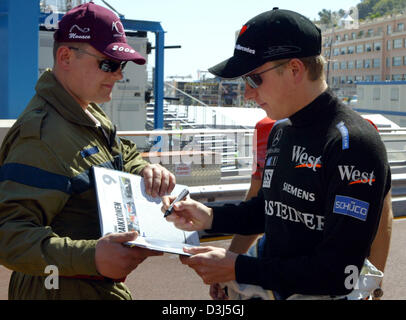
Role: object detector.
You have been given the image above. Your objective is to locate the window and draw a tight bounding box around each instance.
[373,75,381,81]
[341,47,347,55]
[391,87,399,101]
[374,41,381,51]
[333,62,339,70]
[358,87,364,100]
[394,38,403,49]
[365,59,371,68]
[344,34,349,41]
[356,60,363,69]
[356,44,364,53]
[367,29,374,37]
[393,56,403,66]
[333,48,340,56]
[340,61,347,70]
[365,43,372,52]
[348,60,354,69]
[392,75,403,81]
[387,25,392,35]
[398,23,404,32]
[387,39,392,50]
[373,87,381,100]
[373,58,381,68]
[347,46,355,54]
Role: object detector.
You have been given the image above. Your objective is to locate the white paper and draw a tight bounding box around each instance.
[93,166,200,255]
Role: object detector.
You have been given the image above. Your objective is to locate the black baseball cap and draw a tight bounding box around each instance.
[209,8,321,78]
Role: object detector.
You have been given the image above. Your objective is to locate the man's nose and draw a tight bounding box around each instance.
[244,83,256,102]
[112,68,124,80]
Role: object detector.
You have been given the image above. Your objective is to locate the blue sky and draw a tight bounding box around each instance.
[93,0,360,80]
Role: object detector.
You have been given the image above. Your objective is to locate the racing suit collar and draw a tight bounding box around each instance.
[35,69,96,127]
[289,88,335,127]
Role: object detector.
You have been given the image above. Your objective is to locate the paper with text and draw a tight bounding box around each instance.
[93,166,199,255]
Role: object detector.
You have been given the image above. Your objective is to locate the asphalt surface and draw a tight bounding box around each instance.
[0,218,405,300]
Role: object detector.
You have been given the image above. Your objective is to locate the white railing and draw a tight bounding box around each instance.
[117,128,406,217]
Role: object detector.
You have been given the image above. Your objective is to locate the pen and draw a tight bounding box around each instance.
[164,188,189,218]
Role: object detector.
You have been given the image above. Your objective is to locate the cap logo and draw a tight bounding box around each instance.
[263,45,301,58]
[235,44,255,55]
[112,21,125,38]
[239,25,248,36]
[69,25,90,33]
[69,24,91,40]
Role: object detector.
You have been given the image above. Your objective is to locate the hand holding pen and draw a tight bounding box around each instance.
[164,188,189,218]
[161,193,214,231]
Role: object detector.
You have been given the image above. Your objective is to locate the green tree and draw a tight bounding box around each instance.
[318,9,333,25]
[373,0,406,16]
[318,8,347,26]
[357,0,380,19]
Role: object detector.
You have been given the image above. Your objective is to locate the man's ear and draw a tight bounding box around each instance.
[56,46,73,71]
[289,58,305,83]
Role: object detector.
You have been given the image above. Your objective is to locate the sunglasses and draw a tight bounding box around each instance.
[242,60,290,89]
[69,46,128,73]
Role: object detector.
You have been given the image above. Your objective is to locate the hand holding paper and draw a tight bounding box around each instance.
[179,246,238,285]
[95,231,163,279]
[140,163,176,198]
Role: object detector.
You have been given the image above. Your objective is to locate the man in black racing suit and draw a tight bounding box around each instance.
[162,8,391,298]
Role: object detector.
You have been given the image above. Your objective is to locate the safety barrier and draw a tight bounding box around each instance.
[118,128,406,218]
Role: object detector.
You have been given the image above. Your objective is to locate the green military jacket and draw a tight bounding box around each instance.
[0,70,149,299]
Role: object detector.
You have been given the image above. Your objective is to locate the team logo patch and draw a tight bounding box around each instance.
[272,128,283,147]
[239,25,248,36]
[262,169,274,188]
[291,145,322,172]
[338,165,375,186]
[266,156,278,167]
[333,195,369,221]
[336,121,349,150]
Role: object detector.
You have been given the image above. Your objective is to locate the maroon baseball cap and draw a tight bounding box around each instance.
[54,1,146,65]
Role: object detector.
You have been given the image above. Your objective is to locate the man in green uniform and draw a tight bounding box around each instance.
[0,2,175,299]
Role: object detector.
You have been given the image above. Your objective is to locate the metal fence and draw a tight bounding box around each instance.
[118,128,406,217]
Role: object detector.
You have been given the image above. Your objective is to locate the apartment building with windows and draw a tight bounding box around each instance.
[322,12,406,97]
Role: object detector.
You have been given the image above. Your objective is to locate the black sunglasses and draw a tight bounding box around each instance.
[69,46,127,73]
[242,60,290,89]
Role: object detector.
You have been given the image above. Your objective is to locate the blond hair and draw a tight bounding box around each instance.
[276,55,326,81]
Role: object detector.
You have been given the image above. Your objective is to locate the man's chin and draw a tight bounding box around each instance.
[94,96,113,104]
